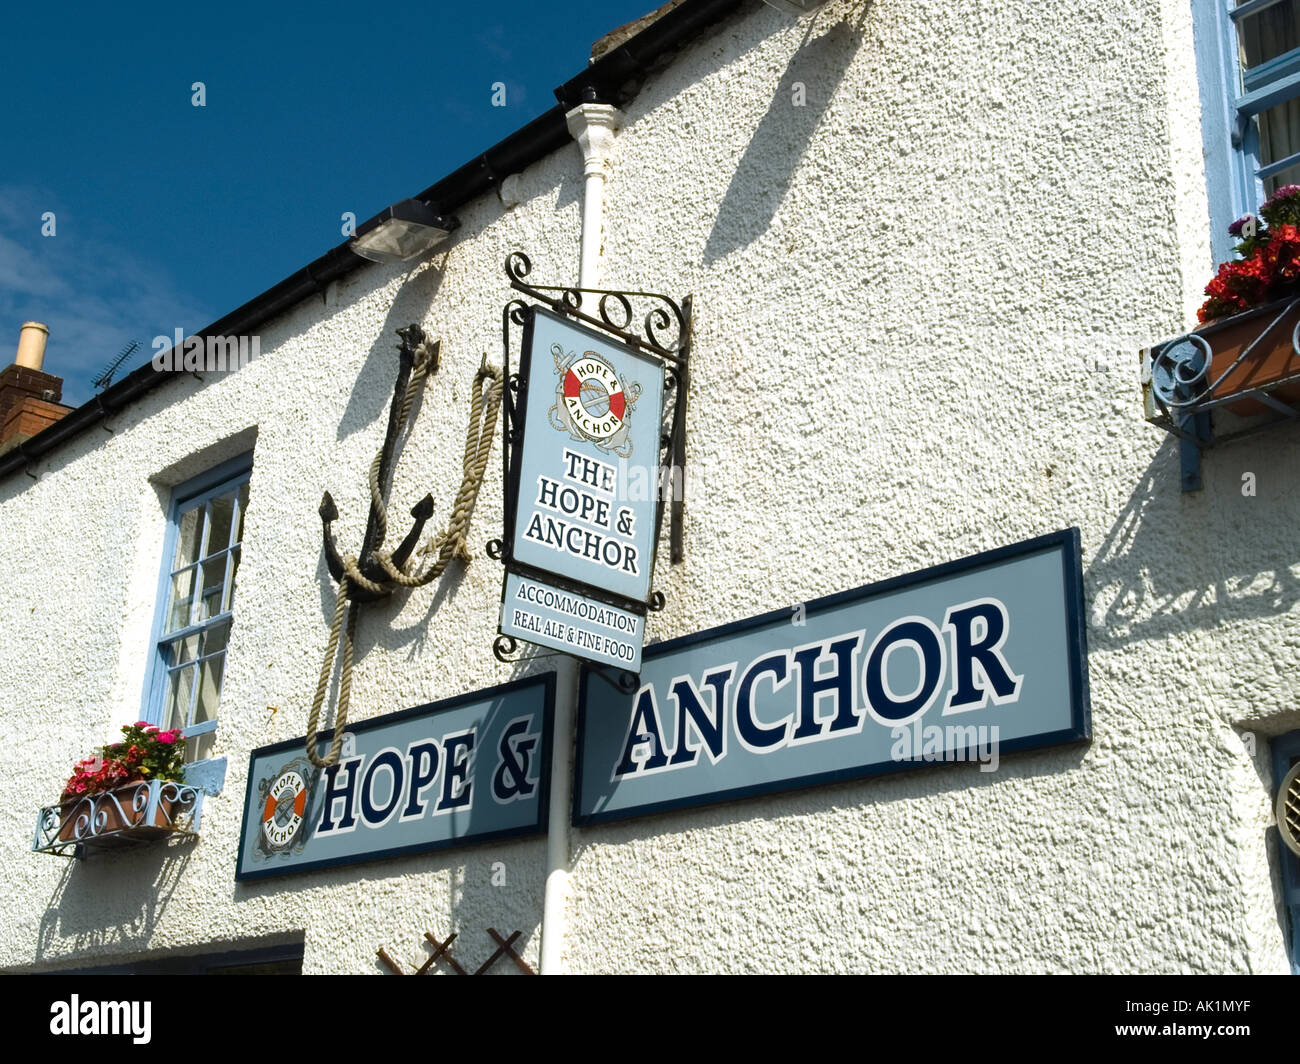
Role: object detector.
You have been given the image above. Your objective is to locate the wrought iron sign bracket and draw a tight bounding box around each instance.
[488,251,691,665]
[1142,298,1300,492]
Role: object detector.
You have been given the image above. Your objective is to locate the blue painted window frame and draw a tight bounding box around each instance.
[1272,729,1300,974]
[141,453,253,758]
[1193,0,1300,264]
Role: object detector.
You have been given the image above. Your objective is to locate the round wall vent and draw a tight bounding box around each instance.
[1277,761,1300,858]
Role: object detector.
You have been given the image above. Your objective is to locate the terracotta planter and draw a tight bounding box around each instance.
[56,782,175,843]
[1196,298,1300,415]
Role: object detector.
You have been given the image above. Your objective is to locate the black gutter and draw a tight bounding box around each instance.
[0,0,745,484]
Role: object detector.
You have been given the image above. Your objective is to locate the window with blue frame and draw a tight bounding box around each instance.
[1196,1,1300,261]
[145,455,252,763]
[1272,729,1300,973]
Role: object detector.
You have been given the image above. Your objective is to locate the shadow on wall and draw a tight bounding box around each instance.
[35,843,194,963]
[1086,435,1300,653]
[336,254,448,443]
[701,12,867,266]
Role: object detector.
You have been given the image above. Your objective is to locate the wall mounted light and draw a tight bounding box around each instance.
[760,0,830,14]
[350,199,460,264]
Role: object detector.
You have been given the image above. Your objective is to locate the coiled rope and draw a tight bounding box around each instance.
[305,349,503,768]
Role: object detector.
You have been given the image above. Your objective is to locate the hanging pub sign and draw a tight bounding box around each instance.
[492,252,691,673]
[574,530,1090,825]
[235,674,553,881]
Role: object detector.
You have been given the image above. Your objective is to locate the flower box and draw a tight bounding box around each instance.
[55,781,179,843]
[31,720,198,856]
[35,777,200,855]
[1193,298,1300,416]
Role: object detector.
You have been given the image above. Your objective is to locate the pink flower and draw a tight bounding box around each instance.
[156,730,180,745]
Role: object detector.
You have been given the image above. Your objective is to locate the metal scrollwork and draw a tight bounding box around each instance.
[598,291,633,332]
[644,304,683,354]
[502,252,688,362]
[504,250,534,286]
[1150,333,1212,409]
[493,634,520,664]
[32,779,203,858]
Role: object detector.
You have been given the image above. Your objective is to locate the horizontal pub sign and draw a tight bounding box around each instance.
[236,674,554,880]
[574,529,1090,825]
[499,307,665,671]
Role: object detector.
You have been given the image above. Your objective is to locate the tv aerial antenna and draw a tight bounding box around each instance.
[92,339,142,391]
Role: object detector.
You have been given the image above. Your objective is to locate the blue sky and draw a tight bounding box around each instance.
[0,1,656,405]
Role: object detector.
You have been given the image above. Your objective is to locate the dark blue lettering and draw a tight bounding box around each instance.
[735,652,790,749]
[944,600,1021,710]
[865,620,943,722]
[791,633,863,739]
[402,740,441,818]
[667,666,734,766]
[317,757,361,832]
[614,687,669,776]
[360,749,404,825]
[438,732,475,811]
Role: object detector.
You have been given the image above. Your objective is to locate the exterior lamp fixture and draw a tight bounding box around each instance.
[350,199,459,264]
[760,0,830,14]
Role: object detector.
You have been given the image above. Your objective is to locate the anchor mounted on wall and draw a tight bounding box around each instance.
[306,324,503,768]
[320,325,439,600]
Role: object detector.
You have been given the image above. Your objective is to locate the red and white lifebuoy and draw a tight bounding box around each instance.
[261,768,308,849]
[562,355,626,441]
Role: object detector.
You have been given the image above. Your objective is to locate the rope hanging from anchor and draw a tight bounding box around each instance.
[306,325,504,768]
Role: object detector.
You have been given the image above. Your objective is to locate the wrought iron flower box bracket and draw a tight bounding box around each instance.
[1141,297,1300,491]
[488,251,691,664]
[32,779,204,859]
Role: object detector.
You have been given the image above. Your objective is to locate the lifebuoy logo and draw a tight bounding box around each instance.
[261,768,308,849]
[253,757,316,859]
[562,355,626,440]
[548,343,642,457]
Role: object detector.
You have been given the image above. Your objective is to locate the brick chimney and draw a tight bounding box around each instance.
[0,323,74,455]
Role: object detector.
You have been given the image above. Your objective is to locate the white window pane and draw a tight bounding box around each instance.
[172,507,203,571]
[167,567,197,632]
[203,619,231,657]
[234,482,249,545]
[194,653,225,726]
[171,633,200,665]
[165,665,197,731]
[224,546,242,613]
[207,492,236,556]
[1238,1,1300,70]
[198,554,229,621]
[187,730,216,763]
[1266,158,1300,195]
[1258,97,1300,188]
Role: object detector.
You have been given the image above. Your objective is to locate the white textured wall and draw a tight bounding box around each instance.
[1,0,1296,974]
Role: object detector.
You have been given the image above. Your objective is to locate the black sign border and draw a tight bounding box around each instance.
[573,528,1091,827]
[235,672,556,882]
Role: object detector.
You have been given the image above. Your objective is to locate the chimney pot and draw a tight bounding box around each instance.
[16,322,49,371]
